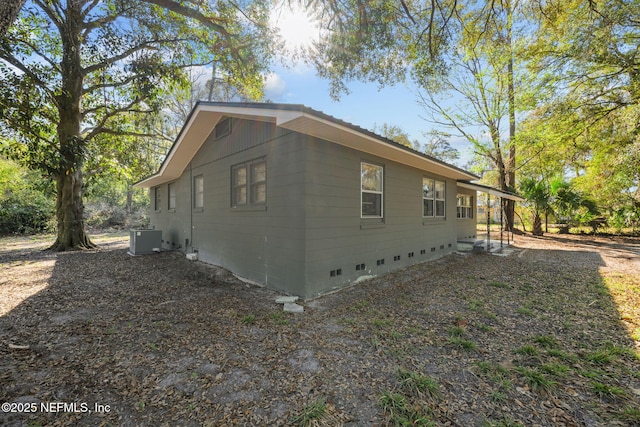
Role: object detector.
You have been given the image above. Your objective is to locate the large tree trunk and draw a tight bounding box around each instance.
[48,1,95,251]
[50,168,95,250]
[504,0,516,233]
[0,0,25,38]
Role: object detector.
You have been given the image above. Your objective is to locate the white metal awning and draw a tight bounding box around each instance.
[457,181,524,202]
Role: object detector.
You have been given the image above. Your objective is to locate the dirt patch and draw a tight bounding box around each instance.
[1,233,639,426]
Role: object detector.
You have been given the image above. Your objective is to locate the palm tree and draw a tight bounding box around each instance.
[520,178,550,236]
[549,179,582,233]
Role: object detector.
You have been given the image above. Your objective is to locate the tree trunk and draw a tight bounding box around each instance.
[0,0,25,38]
[126,186,133,215]
[504,0,516,232]
[50,168,95,250]
[532,213,544,236]
[48,1,95,251]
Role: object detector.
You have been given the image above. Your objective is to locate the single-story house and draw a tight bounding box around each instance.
[134,102,521,298]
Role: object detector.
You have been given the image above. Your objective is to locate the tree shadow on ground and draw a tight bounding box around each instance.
[0,235,639,426]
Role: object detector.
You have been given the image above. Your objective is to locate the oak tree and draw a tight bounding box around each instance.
[1,0,275,250]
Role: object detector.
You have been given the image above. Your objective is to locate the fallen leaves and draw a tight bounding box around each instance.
[0,233,639,425]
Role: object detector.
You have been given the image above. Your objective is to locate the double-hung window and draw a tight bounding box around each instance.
[423,178,446,218]
[361,162,383,218]
[457,194,473,219]
[232,158,266,208]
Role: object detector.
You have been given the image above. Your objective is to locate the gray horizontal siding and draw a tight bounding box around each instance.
[302,137,458,297]
[152,119,307,296]
[150,116,473,298]
[148,172,191,250]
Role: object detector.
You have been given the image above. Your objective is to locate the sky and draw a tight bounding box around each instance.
[266,5,475,168]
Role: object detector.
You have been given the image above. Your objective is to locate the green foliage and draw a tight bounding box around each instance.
[516,367,556,392]
[0,0,277,247]
[396,368,441,399]
[292,398,327,426]
[532,335,558,349]
[241,314,256,325]
[590,381,625,399]
[519,177,550,235]
[379,391,436,427]
[84,176,149,229]
[540,363,569,378]
[518,1,640,223]
[0,157,54,234]
[309,0,452,99]
[620,405,640,423]
[514,345,539,357]
[448,336,477,351]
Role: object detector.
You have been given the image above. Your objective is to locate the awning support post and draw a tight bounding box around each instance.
[500,196,504,248]
[486,193,491,252]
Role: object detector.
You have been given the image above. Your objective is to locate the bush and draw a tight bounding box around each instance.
[85,202,149,229]
[0,195,54,234]
[0,158,55,234]
[609,206,640,234]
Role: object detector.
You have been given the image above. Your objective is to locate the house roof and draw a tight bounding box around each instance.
[134,102,480,188]
[458,181,525,202]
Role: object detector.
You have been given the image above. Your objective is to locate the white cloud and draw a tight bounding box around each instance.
[263,72,287,100]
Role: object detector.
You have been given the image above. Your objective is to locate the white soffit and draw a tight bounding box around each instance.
[135,104,477,187]
[277,113,477,181]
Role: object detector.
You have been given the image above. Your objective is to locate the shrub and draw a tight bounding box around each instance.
[0,194,54,234]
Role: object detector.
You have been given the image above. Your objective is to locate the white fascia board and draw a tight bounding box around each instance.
[135,104,478,188]
[458,182,525,201]
[134,105,292,188]
[277,113,478,181]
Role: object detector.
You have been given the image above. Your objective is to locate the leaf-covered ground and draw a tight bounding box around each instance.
[1,232,639,426]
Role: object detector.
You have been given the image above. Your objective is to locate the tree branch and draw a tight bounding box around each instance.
[139,0,232,37]
[82,37,190,75]
[0,53,59,108]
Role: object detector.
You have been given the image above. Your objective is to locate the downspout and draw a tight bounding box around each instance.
[189,162,193,251]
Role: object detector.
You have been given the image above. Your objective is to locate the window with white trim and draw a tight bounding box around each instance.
[457,194,473,219]
[168,182,176,210]
[232,158,266,207]
[193,175,204,209]
[361,162,383,218]
[423,178,446,217]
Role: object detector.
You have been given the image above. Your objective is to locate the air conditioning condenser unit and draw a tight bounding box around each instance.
[129,229,162,255]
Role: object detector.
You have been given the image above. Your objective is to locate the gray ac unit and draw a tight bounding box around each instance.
[129,229,162,255]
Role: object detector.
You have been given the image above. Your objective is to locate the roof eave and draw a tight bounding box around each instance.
[134,102,479,188]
